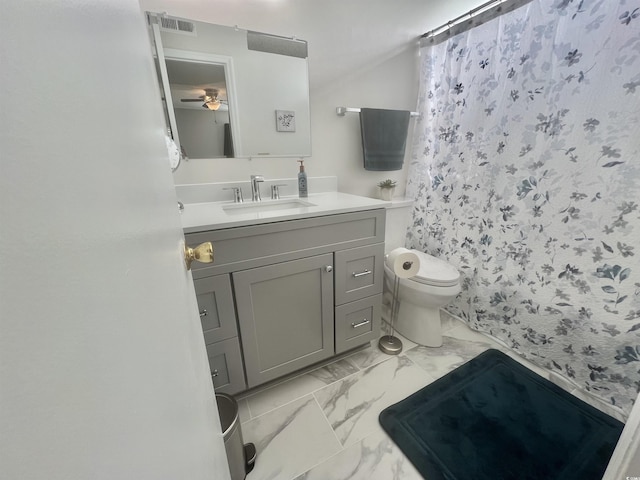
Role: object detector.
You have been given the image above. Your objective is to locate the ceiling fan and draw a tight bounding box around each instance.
[180,88,226,110]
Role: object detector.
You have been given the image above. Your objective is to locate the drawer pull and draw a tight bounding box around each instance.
[351,319,370,329]
[352,269,372,278]
[199,309,208,317]
[212,369,219,378]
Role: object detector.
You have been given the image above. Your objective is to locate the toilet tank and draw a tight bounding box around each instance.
[384,199,413,253]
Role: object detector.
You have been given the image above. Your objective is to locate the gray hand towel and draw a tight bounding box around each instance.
[359,108,411,171]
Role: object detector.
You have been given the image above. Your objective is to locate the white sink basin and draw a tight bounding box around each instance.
[222,198,317,215]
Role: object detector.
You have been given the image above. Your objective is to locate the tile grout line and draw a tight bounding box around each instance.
[243,362,363,423]
[284,394,348,480]
[398,352,439,383]
[238,348,362,403]
[250,329,491,479]
[244,352,375,421]
[289,425,386,480]
[244,393,316,424]
[312,392,346,454]
[248,318,628,479]
[241,340,420,425]
[245,331,487,423]
[244,398,254,423]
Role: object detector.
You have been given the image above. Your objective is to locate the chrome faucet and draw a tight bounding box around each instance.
[250,175,264,202]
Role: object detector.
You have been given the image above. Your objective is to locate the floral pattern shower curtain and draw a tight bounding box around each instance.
[407,0,640,413]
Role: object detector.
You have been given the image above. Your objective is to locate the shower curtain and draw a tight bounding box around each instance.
[407,0,640,414]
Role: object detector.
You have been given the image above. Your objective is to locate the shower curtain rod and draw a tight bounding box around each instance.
[420,0,533,44]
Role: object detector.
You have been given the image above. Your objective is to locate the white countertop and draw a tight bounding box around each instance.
[180,191,390,233]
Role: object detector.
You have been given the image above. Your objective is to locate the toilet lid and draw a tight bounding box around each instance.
[411,250,460,287]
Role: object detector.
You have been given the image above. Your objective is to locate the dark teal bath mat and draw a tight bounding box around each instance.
[379,349,624,480]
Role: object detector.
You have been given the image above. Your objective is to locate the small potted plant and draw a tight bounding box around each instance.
[377,179,397,201]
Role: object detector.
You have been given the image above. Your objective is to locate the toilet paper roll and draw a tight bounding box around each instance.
[385,247,420,279]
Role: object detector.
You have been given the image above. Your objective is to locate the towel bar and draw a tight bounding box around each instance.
[336,107,420,117]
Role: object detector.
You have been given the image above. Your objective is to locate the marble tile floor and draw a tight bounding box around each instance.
[234,314,625,480]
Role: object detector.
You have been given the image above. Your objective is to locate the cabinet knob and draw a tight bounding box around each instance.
[184,242,214,270]
[325,265,333,273]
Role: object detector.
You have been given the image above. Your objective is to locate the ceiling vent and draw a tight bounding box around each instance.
[159,15,197,36]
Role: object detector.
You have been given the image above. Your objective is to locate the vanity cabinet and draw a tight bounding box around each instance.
[186,209,385,391]
[194,274,246,394]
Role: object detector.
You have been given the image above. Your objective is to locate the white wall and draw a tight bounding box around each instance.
[1,1,229,478]
[175,108,230,158]
[141,0,481,198]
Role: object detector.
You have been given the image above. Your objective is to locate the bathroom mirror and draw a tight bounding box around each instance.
[147,12,312,159]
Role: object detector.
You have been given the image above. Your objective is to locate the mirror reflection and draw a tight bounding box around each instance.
[166,59,233,159]
[147,12,312,160]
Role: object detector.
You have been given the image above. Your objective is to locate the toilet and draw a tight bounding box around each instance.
[383,250,461,347]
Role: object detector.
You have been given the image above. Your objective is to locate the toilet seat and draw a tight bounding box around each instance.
[409,251,460,287]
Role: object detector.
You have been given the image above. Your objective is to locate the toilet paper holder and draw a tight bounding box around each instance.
[379,276,403,355]
[379,248,420,355]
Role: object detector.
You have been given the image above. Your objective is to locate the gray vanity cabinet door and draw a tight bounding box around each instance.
[194,274,238,344]
[233,253,334,388]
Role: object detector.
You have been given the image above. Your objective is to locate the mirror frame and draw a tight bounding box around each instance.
[149,17,181,152]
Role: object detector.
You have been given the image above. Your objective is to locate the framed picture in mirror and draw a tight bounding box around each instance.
[276,110,296,132]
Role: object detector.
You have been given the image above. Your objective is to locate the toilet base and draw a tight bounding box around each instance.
[394,302,443,348]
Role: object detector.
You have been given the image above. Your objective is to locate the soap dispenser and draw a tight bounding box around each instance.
[297,159,308,198]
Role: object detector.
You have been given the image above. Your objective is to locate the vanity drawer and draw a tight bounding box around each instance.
[334,243,384,305]
[194,274,238,344]
[335,294,382,354]
[206,337,246,395]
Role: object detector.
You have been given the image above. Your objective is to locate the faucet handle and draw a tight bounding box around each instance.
[270,184,287,200]
[223,186,244,203]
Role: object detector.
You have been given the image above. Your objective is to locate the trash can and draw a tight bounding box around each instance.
[215,393,256,480]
